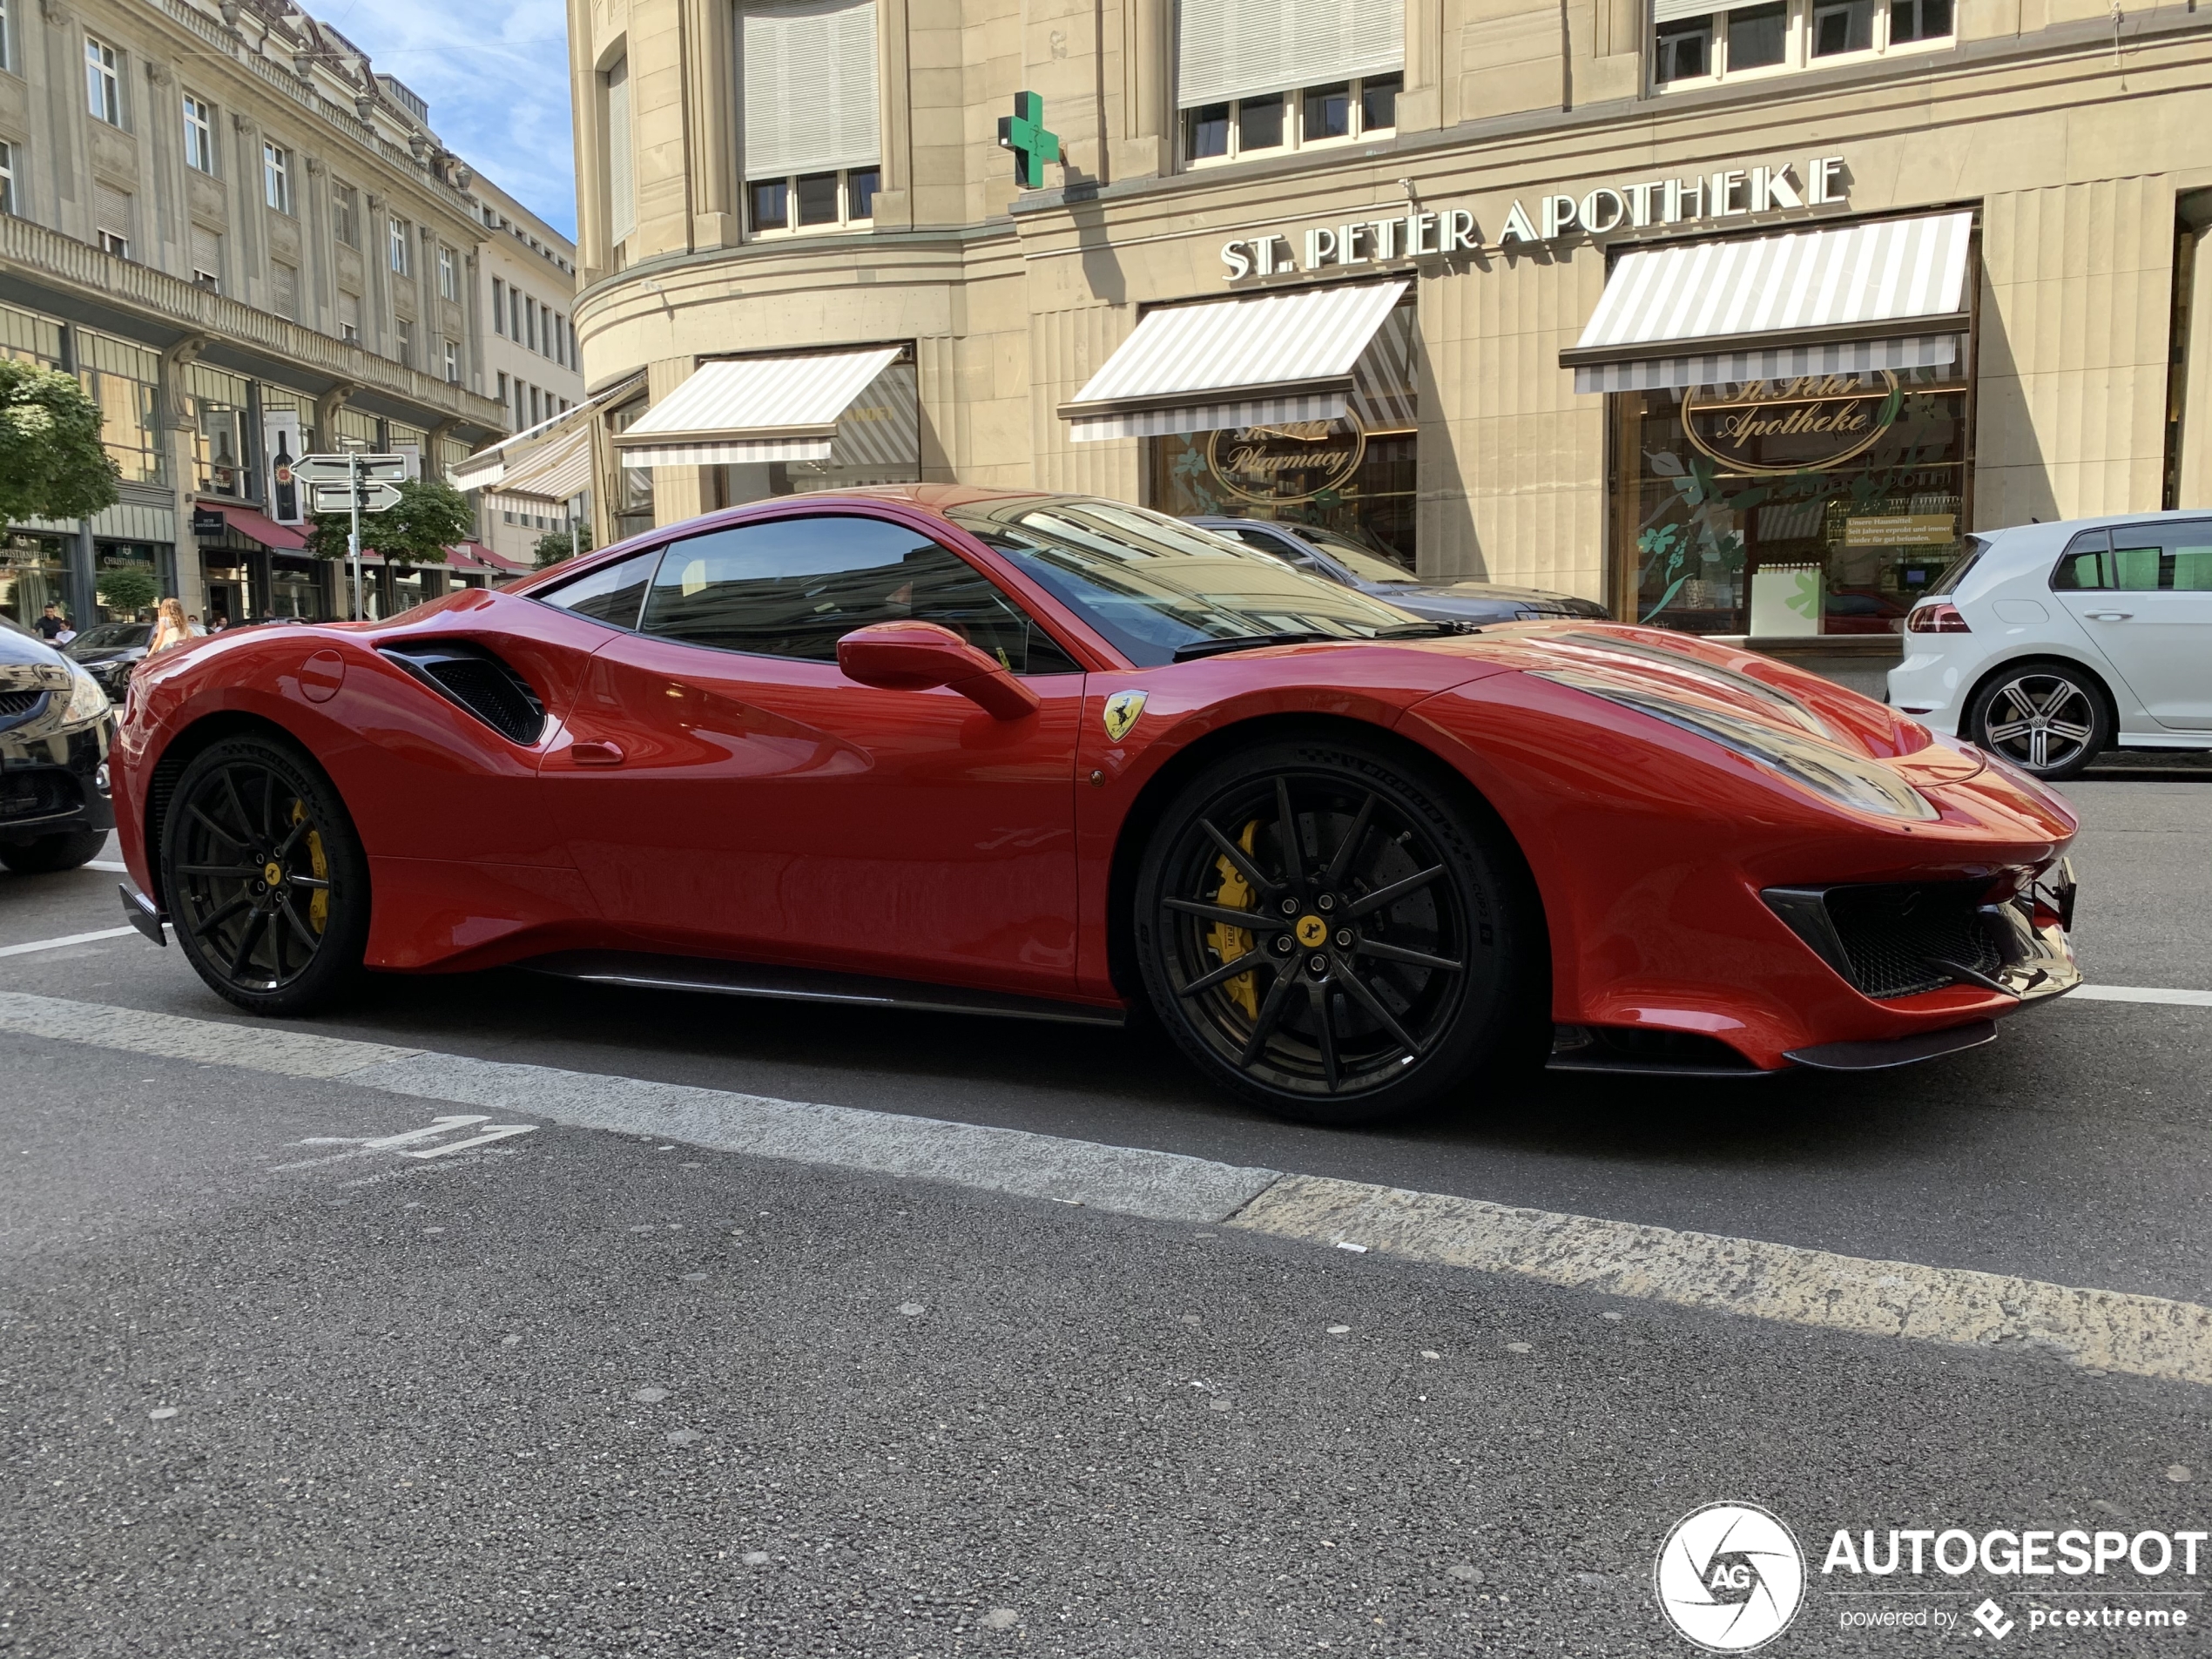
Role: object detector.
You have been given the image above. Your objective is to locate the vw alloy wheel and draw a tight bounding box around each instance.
[1970,664,2107,780]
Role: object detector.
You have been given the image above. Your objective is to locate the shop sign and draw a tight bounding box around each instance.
[1204,417,1368,504]
[1843,514,1957,548]
[191,505,228,540]
[1682,372,1898,475]
[1221,156,1846,282]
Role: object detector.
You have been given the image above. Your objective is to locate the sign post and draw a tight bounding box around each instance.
[294,453,407,620]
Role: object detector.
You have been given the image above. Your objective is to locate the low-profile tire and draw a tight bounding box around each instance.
[0,828,108,874]
[160,733,370,1015]
[1133,735,1541,1126]
[1966,659,2110,781]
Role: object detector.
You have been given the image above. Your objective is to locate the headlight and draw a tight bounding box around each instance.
[1533,667,1939,822]
[61,662,110,725]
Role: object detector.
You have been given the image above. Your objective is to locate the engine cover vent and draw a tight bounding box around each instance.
[378,640,547,745]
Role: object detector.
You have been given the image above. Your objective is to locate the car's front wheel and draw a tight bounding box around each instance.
[0,829,107,874]
[160,734,370,1015]
[1133,736,1539,1125]
[1967,661,2109,780]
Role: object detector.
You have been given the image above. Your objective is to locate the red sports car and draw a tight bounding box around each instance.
[111,487,2080,1124]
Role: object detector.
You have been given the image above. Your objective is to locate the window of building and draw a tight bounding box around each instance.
[182,95,216,174]
[93,182,131,260]
[395,316,414,368]
[272,260,299,320]
[551,314,565,366]
[526,296,538,353]
[263,143,292,213]
[189,224,221,290]
[85,36,122,126]
[491,278,506,336]
[1182,74,1399,165]
[605,56,635,245]
[496,370,508,408]
[443,340,460,382]
[333,182,359,248]
[608,396,654,540]
[739,0,879,239]
[337,289,361,343]
[188,363,252,500]
[77,329,162,483]
[0,142,15,219]
[509,286,522,341]
[388,216,410,275]
[437,246,457,301]
[529,384,542,426]
[1653,0,1948,87]
[0,0,11,76]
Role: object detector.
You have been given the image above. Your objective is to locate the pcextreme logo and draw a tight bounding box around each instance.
[1655,1503,1807,1652]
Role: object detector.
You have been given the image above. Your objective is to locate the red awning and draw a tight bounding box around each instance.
[199,501,308,551]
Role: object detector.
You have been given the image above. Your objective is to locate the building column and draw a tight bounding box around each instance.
[571,0,612,286]
[363,193,388,356]
[230,114,263,307]
[159,332,212,618]
[685,0,735,247]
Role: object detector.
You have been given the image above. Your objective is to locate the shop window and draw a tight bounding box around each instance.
[1612,362,1971,637]
[0,301,63,369]
[76,329,163,485]
[1182,74,1399,167]
[1654,0,1946,89]
[747,167,876,236]
[608,397,656,542]
[0,534,71,628]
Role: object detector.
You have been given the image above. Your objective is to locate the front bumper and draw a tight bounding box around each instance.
[0,719,115,841]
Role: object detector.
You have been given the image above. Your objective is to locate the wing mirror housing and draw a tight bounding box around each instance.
[835,621,1040,720]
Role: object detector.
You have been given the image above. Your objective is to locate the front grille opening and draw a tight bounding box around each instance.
[0,689,51,731]
[380,641,547,745]
[1791,881,2006,1000]
[0,768,79,820]
[1565,1026,1760,1071]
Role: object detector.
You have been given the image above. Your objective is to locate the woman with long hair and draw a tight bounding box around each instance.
[147,597,198,655]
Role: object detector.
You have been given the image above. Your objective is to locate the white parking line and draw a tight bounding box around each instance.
[0,926,144,958]
[3,988,2212,1386]
[88,860,129,873]
[2071,985,2212,1008]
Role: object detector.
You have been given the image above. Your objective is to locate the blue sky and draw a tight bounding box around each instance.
[320,0,578,238]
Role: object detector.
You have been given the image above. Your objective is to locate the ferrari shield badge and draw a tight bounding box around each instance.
[1102,689,1149,742]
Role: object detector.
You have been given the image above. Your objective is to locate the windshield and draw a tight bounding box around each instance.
[1295,526,1419,584]
[69,623,150,651]
[949,498,1429,666]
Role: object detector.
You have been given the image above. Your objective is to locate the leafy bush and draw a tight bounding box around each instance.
[94,565,161,617]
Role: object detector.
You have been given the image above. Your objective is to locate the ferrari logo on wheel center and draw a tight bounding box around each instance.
[1295,914,1328,948]
[263,860,284,887]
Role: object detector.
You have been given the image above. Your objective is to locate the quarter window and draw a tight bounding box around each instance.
[537,549,663,627]
[637,515,1080,672]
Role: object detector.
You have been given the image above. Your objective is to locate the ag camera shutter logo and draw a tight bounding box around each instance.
[1656,1502,1806,1652]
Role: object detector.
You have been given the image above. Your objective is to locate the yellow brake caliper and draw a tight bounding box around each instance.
[290,800,328,934]
[1204,819,1263,1020]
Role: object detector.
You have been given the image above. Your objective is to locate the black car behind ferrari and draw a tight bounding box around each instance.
[1,613,117,873]
[1188,516,1611,626]
[64,621,152,698]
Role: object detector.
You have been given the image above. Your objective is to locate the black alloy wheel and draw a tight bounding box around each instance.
[1967,662,2108,781]
[1135,738,1537,1125]
[161,736,369,1014]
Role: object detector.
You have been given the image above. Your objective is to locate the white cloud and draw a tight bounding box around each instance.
[320,0,577,238]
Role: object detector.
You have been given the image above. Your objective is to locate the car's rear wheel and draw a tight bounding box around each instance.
[1133,736,1538,1125]
[0,829,107,874]
[161,735,369,1015]
[1967,661,2109,780]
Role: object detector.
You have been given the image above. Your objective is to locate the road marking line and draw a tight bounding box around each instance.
[0,927,143,958]
[361,1115,489,1150]
[5,990,2212,1383]
[2072,984,2212,1008]
[407,1124,538,1158]
[88,860,129,873]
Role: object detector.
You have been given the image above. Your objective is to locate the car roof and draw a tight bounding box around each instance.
[1981,508,2212,549]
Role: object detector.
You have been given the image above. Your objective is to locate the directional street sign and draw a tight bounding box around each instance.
[293,452,409,486]
[307,479,402,514]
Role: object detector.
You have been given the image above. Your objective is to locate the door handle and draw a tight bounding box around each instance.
[2084,611,2133,621]
[571,738,624,767]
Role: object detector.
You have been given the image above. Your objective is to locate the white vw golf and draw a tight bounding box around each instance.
[1887,511,2212,779]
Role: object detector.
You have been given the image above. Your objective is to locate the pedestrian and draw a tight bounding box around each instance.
[33,603,64,641]
[147,597,197,655]
[53,620,76,646]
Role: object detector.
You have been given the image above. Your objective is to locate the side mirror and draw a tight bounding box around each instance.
[835,621,1039,720]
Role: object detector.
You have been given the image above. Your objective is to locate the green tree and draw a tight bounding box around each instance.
[532,525,592,568]
[94,565,160,617]
[0,359,120,525]
[304,478,476,566]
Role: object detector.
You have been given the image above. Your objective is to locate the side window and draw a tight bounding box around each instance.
[2050,529,2107,592]
[639,515,1081,674]
[2110,522,2212,592]
[2174,525,2212,591]
[536,549,662,628]
[2109,528,2163,592]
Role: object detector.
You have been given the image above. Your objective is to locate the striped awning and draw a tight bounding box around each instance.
[1562,212,1974,394]
[613,347,906,469]
[487,426,592,513]
[1061,280,1410,442]
[449,375,640,491]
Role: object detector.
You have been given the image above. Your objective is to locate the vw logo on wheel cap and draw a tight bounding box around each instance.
[1654,1502,1805,1652]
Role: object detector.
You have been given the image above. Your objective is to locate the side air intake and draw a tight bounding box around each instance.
[379,640,548,745]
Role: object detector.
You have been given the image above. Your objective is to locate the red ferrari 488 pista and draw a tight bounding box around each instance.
[111,488,2080,1123]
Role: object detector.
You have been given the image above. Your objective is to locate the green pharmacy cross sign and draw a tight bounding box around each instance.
[997,91,1059,189]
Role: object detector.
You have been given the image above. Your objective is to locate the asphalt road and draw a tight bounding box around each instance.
[2,781,2210,1656]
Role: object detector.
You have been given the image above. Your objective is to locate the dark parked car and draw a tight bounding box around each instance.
[1189,516,1611,625]
[1,613,117,873]
[64,620,152,698]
